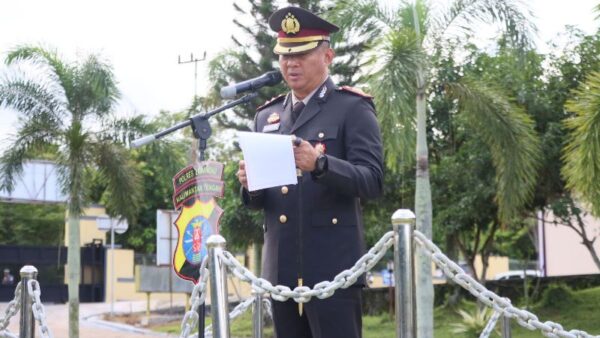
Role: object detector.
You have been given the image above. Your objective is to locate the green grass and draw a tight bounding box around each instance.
[152,286,600,337]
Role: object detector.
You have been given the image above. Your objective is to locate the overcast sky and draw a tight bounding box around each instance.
[0,0,598,151]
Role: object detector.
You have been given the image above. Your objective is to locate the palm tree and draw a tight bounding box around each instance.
[0,46,142,338]
[563,70,600,225]
[330,0,539,335]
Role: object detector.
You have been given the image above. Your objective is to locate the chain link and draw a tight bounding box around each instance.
[0,282,21,334]
[0,331,18,338]
[27,280,53,338]
[413,230,600,338]
[479,310,502,338]
[218,231,394,303]
[179,256,210,338]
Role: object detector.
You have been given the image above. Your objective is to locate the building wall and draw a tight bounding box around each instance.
[64,205,107,247]
[542,209,600,276]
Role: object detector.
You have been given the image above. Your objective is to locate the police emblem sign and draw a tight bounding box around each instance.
[171,161,224,284]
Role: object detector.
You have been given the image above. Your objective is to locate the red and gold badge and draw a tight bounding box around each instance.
[267,112,280,124]
[315,142,326,155]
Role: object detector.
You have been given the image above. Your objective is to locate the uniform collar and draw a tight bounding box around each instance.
[291,75,330,106]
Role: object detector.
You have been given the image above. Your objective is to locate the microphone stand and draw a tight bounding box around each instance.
[131,92,258,151]
[131,92,258,338]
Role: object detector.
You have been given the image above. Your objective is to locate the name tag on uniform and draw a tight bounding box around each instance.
[262,123,280,132]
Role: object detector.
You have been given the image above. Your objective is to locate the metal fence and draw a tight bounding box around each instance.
[3,208,600,338]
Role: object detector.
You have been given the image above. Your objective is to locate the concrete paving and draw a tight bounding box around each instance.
[1,299,187,338]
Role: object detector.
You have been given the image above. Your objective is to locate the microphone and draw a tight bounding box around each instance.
[220,71,283,99]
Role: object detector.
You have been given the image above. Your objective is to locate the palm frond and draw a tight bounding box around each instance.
[447,77,540,222]
[329,0,394,34]
[0,76,69,124]
[5,45,74,95]
[92,141,142,222]
[367,29,423,171]
[563,71,600,216]
[72,54,120,118]
[0,117,63,192]
[0,143,31,193]
[430,0,535,48]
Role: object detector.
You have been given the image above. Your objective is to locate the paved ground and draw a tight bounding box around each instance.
[1,300,185,338]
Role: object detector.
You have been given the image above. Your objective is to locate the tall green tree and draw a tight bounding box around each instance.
[331,0,538,335]
[0,46,143,338]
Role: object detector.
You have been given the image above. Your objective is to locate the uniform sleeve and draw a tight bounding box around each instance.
[240,110,266,209]
[313,98,384,199]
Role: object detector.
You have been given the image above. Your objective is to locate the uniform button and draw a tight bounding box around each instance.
[318,132,325,139]
[281,186,289,195]
[279,215,288,224]
[332,218,338,225]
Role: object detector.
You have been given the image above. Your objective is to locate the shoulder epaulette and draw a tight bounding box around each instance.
[257,94,286,111]
[337,86,373,99]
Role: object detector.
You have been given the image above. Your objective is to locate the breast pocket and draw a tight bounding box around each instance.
[307,126,338,142]
[307,126,339,157]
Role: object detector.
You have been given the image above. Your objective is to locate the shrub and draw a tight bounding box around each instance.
[539,283,578,308]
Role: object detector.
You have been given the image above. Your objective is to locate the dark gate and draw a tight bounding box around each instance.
[0,243,105,303]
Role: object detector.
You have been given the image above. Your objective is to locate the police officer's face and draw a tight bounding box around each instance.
[279,43,334,99]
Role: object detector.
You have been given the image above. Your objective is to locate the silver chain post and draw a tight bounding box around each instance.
[19,266,37,338]
[208,235,230,338]
[252,290,264,338]
[391,209,416,338]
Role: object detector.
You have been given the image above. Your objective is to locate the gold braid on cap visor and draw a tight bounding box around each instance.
[273,36,330,55]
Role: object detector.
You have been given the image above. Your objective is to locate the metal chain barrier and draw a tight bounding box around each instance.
[180,256,210,338]
[0,282,22,338]
[27,279,53,338]
[218,231,395,304]
[413,230,600,338]
[479,310,502,338]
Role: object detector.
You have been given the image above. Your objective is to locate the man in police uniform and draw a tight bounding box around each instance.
[237,6,383,338]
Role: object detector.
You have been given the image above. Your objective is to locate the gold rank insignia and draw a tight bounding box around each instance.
[281,13,300,35]
[315,142,326,155]
[267,112,280,124]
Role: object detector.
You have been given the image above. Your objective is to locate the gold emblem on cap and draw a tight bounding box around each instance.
[282,13,300,35]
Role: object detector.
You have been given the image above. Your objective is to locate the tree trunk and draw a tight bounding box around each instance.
[573,213,600,271]
[413,5,433,337]
[445,233,462,307]
[67,205,80,338]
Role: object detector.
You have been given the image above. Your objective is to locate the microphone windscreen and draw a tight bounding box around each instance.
[220,86,237,99]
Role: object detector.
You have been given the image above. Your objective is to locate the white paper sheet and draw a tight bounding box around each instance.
[238,131,298,191]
